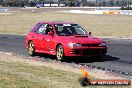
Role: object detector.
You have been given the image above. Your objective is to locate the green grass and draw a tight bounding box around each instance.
[0,60,89,88]
[0,11,132,37]
[0,58,131,88]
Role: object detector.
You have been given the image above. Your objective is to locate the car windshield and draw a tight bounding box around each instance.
[54,24,88,36]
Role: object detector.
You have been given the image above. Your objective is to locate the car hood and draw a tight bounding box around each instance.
[60,35,105,44]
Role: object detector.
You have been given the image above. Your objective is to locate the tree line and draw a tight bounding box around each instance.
[0,0,132,7]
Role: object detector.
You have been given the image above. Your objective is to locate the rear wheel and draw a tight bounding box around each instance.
[56,45,64,61]
[79,77,91,86]
[28,41,36,56]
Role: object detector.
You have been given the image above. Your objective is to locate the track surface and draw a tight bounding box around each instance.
[0,34,132,74]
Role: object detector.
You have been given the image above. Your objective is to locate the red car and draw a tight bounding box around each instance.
[25,21,107,61]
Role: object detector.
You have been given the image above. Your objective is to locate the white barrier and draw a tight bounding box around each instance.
[120,11,132,15]
[0,8,7,12]
[95,7,121,10]
[43,4,65,7]
[65,10,103,14]
[65,9,132,15]
[44,4,50,7]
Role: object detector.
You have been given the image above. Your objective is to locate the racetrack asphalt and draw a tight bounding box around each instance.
[0,34,132,75]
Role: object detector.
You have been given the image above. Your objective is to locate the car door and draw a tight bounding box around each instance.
[33,23,48,51]
[41,24,56,54]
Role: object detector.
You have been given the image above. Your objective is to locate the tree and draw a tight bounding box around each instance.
[102,1,106,6]
[115,1,119,6]
[58,0,63,6]
[109,1,114,6]
[0,0,3,4]
[29,1,35,7]
[81,0,87,7]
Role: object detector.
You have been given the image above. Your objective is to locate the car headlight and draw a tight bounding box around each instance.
[99,42,106,46]
[68,43,82,48]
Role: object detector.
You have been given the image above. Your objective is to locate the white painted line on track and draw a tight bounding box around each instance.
[0,33,26,35]
[0,52,13,55]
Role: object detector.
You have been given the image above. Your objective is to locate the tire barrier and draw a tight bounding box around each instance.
[103,11,120,15]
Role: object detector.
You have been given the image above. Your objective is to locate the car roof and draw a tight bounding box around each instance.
[39,21,75,24]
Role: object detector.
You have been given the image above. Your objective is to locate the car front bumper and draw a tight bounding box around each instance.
[64,47,107,57]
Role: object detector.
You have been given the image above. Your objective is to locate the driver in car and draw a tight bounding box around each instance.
[45,25,53,34]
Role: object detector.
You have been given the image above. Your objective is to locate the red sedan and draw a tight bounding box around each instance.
[25,21,107,61]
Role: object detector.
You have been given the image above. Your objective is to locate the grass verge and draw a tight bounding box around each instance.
[0,60,82,88]
[0,10,132,37]
[0,53,131,88]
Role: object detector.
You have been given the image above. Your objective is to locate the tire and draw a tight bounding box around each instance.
[28,41,36,56]
[79,77,91,86]
[56,45,64,61]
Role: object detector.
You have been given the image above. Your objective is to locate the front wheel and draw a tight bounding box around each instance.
[28,41,36,56]
[56,45,64,61]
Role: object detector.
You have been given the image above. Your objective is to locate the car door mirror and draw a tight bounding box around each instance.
[48,31,54,36]
[89,32,92,35]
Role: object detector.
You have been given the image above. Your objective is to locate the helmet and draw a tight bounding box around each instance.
[47,24,53,30]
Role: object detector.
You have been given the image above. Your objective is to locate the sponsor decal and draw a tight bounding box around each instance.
[79,67,131,86]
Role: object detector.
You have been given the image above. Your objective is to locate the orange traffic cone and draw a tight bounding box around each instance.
[81,67,88,78]
[79,67,91,86]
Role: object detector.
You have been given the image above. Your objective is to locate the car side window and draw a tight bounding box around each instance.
[35,24,47,34]
[31,23,40,31]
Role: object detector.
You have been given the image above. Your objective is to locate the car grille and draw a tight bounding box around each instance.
[82,44,99,47]
[70,49,106,55]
